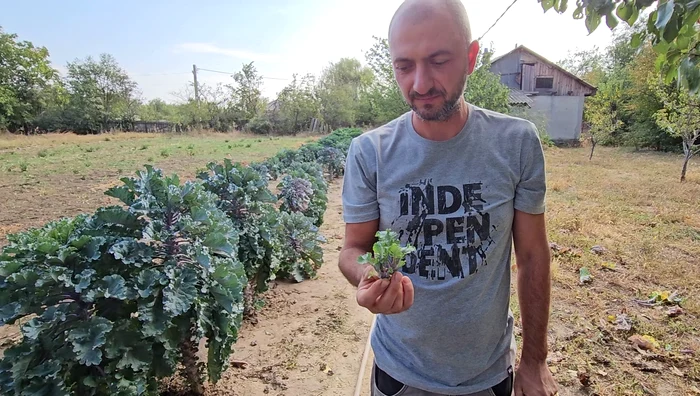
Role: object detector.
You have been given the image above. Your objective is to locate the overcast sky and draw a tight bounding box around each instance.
[2,0,614,102]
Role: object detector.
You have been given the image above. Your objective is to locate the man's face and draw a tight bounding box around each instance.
[389,11,479,121]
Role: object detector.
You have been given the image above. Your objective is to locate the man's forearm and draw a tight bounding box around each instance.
[339,247,372,287]
[516,248,552,363]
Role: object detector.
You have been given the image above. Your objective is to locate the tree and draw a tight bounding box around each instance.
[274,73,320,133]
[364,36,410,124]
[540,0,700,94]
[316,58,374,129]
[63,53,139,133]
[464,49,510,113]
[654,83,700,182]
[227,62,264,130]
[0,27,59,133]
[557,47,607,84]
[584,78,625,159]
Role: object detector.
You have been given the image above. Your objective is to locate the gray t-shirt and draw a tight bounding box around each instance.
[341,104,547,395]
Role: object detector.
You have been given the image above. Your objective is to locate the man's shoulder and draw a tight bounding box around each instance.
[350,112,409,149]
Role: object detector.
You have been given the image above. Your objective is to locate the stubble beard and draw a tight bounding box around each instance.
[409,73,468,122]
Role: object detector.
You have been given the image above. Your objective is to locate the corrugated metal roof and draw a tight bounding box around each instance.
[508,89,533,106]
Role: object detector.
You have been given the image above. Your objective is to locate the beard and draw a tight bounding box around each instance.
[408,73,468,122]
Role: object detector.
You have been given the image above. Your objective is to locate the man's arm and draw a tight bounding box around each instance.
[338,220,379,287]
[513,209,551,363]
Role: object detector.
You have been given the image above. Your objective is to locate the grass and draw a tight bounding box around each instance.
[509,146,700,395]
[0,131,312,180]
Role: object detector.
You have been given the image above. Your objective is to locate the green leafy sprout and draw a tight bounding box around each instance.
[358,230,416,279]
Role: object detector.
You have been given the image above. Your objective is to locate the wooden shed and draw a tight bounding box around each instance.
[489,45,596,144]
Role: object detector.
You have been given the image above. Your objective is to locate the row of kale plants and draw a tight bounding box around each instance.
[0,128,363,395]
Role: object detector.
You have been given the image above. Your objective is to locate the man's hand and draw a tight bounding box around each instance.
[356,265,414,314]
[514,358,558,396]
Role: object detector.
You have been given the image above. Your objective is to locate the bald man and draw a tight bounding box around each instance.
[338,1,558,395]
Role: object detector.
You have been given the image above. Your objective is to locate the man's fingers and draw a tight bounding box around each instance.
[374,273,403,312]
[388,279,405,313]
[356,279,390,308]
[402,276,414,309]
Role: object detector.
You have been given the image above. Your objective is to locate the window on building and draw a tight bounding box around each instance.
[535,76,554,90]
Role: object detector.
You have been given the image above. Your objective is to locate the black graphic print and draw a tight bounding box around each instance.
[391,179,496,281]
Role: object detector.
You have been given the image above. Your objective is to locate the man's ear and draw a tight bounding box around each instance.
[466,40,481,75]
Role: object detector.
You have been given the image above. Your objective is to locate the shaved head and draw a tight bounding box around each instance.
[387,0,478,122]
[389,0,472,46]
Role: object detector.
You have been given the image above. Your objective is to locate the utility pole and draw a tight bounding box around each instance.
[192,64,199,104]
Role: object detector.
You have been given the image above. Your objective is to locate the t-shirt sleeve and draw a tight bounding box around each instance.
[342,137,380,223]
[514,123,547,214]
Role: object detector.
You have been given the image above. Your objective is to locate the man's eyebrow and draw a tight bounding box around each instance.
[393,50,454,63]
[428,50,452,58]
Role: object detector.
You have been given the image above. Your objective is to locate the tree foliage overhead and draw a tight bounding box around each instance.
[540,0,700,93]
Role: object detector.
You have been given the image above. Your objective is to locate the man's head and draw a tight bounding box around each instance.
[388,0,480,122]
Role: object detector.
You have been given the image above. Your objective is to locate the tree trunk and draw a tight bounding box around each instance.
[680,140,693,183]
[589,137,597,161]
[681,154,690,182]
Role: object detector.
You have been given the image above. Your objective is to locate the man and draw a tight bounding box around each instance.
[338,1,558,395]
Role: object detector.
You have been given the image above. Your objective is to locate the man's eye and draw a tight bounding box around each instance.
[433,60,448,66]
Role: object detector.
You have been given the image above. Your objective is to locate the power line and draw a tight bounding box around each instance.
[477,0,519,42]
[196,67,289,81]
[130,72,191,77]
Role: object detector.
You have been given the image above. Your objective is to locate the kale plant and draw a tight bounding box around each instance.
[285,162,328,227]
[276,212,326,283]
[0,166,246,395]
[198,160,282,315]
[278,176,313,214]
[317,146,346,179]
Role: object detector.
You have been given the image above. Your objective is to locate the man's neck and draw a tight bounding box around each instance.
[411,99,470,141]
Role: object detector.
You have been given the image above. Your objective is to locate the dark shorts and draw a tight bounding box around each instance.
[371,362,514,396]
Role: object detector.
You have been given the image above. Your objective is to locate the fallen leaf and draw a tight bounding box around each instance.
[631,361,662,373]
[671,366,684,377]
[597,370,608,377]
[614,314,632,331]
[319,362,332,374]
[601,261,617,271]
[549,366,558,374]
[578,371,592,387]
[591,245,607,255]
[629,334,660,351]
[579,267,593,284]
[667,306,684,318]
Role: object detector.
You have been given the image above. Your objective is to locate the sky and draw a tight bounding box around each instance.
[1,0,615,103]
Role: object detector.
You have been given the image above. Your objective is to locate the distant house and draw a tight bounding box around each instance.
[489,45,596,144]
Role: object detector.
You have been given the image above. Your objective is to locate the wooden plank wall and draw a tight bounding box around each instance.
[520,52,594,96]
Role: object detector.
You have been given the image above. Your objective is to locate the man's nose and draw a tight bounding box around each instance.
[412,64,433,95]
